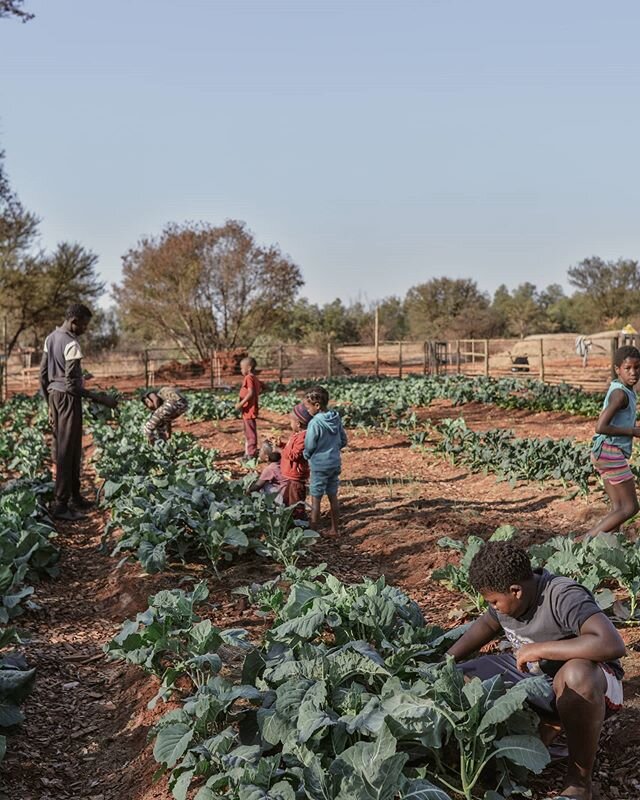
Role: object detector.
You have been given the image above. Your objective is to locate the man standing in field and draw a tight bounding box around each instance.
[39,303,117,520]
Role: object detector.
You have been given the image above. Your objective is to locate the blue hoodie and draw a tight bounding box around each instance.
[303,410,348,471]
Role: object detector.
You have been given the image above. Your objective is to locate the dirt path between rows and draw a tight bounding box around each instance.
[3,404,639,800]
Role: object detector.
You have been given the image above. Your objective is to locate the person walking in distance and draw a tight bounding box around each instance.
[39,304,118,520]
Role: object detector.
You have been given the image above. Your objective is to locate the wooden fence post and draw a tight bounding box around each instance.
[423,341,428,375]
[144,349,150,387]
[374,307,380,377]
[398,341,403,378]
[209,348,215,390]
[456,340,461,374]
[538,338,545,382]
[327,341,333,378]
[278,345,284,384]
[483,340,489,377]
[2,317,7,403]
[610,337,617,381]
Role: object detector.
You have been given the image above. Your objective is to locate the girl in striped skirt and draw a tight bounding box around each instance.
[588,345,640,537]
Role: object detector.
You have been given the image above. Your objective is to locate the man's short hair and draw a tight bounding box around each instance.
[305,385,329,408]
[469,541,533,594]
[65,303,92,321]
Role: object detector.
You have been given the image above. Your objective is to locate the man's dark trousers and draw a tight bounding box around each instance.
[49,390,82,507]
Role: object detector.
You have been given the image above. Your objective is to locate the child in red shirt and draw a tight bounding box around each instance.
[235,356,261,459]
[279,403,312,518]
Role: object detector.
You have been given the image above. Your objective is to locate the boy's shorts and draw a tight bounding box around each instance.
[591,442,633,485]
[310,467,340,498]
[461,653,623,717]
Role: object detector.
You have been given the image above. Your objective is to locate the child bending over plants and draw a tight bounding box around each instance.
[587,345,640,538]
[142,386,188,444]
[447,540,625,800]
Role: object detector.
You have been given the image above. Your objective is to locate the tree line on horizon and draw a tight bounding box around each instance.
[1,149,639,361]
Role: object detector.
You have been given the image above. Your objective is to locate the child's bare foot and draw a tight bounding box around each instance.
[558,779,592,800]
[324,528,339,538]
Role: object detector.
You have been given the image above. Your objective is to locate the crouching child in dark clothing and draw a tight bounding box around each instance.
[446,540,625,800]
[142,386,188,444]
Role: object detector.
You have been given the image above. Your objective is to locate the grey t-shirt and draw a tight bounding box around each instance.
[40,326,85,395]
[484,568,623,679]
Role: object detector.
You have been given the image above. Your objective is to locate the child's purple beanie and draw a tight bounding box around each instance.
[292,403,313,427]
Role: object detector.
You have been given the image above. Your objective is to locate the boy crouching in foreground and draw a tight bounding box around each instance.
[447,541,625,800]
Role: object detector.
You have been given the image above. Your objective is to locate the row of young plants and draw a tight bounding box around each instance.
[106,567,554,800]
[0,393,50,480]
[410,418,597,495]
[0,394,60,769]
[432,526,640,625]
[91,402,318,575]
[185,375,601,432]
[282,375,603,419]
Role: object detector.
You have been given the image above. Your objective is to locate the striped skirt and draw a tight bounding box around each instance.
[591,441,633,485]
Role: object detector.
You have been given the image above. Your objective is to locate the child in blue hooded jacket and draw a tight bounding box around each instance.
[303,385,348,536]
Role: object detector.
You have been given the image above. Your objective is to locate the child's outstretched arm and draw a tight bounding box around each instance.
[515,613,625,672]
[596,388,640,437]
[446,611,501,662]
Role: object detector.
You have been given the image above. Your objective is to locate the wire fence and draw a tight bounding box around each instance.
[0,334,631,402]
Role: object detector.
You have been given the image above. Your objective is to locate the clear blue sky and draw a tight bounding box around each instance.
[2,0,640,308]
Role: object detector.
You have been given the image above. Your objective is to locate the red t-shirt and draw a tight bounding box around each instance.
[281,430,310,481]
[239,374,261,419]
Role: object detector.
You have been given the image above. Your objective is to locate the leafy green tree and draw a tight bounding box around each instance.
[281,298,368,347]
[405,277,492,339]
[491,282,545,338]
[375,296,408,341]
[0,153,103,354]
[1,241,104,354]
[568,256,640,324]
[84,307,121,354]
[0,1,33,22]
[114,220,303,359]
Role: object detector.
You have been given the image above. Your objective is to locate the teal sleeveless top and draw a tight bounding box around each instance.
[591,380,637,458]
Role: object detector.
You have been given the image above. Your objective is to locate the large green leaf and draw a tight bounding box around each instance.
[493,734,550,773]
[400,779,452,800]
[271,610,325,641]
[153,723,194,767]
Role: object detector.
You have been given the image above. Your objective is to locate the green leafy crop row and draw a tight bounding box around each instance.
[107,571,552,800]
[432,526,640,626]
[91,403,318,575]
[412,418,595,494]
[0,394,59,767]
[186,375,602,432]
